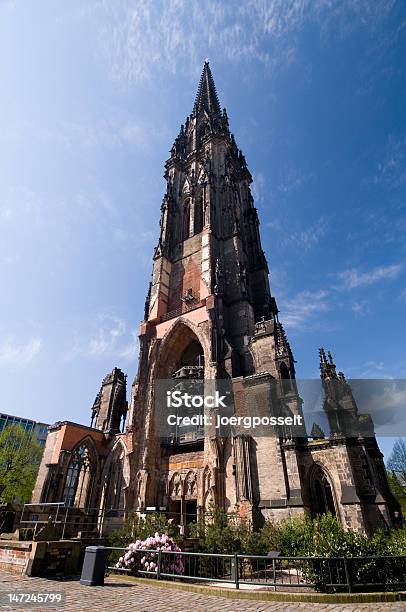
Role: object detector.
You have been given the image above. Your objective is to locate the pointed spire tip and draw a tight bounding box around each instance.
[194,60,221,116]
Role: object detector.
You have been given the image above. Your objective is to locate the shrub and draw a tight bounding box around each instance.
[355,525,406,590]
[275,515,406,592]
[302,513,365,558]
[189,506,244,554]
[115,533,184,576]
[285,514,365,591]
[240,519,281,555]
[277,514,313,557]
[388,524,406,554]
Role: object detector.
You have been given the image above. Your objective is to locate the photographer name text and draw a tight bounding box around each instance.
[167,413,303,429]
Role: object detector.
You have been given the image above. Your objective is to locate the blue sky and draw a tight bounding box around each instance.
[0,1,405,461]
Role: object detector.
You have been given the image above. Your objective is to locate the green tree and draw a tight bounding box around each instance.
[387,439,406,485]
[0,424,43,503]
[387,470,406,516]
[387,439,406,516]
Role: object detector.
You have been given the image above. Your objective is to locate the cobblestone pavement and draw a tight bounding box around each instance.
[0,572,404,611]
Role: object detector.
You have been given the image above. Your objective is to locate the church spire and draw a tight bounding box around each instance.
[319,347,338,380]
[193,60,221,116]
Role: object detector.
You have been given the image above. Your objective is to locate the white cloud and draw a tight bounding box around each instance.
[266,216,328,251]
[292,217,327,250]
[0,337,42,365]
[280,289,329,329]
[36,117,168,153]
[65,315,138,362]
[372,135,406,189]
[93,0,396,83]
[351,301,370,316]
[336,263,403,290]
[347,359,406,379]
[277,165,315,194]
[252,172,266,204]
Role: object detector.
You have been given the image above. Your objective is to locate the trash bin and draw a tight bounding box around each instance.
[80,546,107,586]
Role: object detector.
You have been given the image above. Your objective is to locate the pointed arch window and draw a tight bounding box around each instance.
[310,466,337,518]
[102,445,126,511]
[280,361,294,394]
[194,196,203,234]
[182,200,190,241]
[62,444,95,508]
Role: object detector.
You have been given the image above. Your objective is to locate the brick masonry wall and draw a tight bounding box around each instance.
[0,542,31,574]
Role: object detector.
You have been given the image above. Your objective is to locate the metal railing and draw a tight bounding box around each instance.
[160,300,205,323]
[20,504,213,539]
[237,555,348,591]
[20,503,129,539]
[84,546,406,593]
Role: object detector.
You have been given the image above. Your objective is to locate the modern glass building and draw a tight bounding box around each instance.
[0,413,49,448]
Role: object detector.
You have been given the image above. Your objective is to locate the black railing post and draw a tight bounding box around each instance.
[232,554,239,589]
[343,557,352,593]
[157,549,162,580]
[80,546,107,586]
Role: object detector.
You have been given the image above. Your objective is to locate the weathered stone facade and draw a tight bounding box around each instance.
[33,62,400,535]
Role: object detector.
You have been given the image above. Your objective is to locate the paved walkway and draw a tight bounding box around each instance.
[0,571,404,611]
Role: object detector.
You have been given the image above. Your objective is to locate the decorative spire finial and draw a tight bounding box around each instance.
[319,348,340,379]
[319,347,327,364]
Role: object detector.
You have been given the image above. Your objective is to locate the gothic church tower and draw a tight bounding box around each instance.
[129,62,300,526]
[32,62,399,535]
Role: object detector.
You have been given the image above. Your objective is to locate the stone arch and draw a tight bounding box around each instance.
[156,317,211,379]
[308,462,339,520]
[184,471,197,498]
[134,319,211,472]
[169,472,183,499]
[62,437,99,509]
